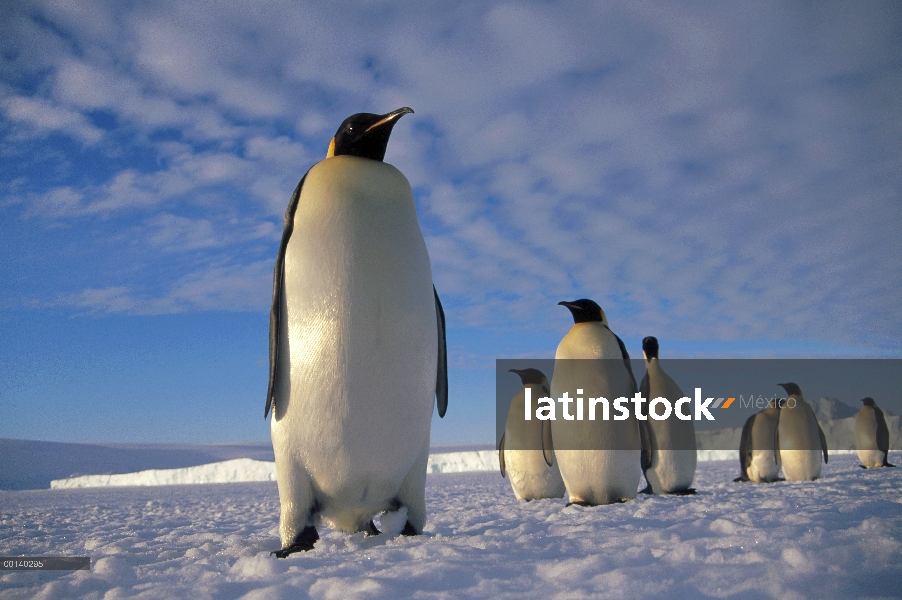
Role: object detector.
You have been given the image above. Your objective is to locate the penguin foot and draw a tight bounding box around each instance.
[566,501,595,507]
[732,476,750,483]
[885,462,896,468]
[400,521,419,536]
[639,485,654,495]
[668,488,696,496]
[271,525,319,558]
[859,465,868,469]
[365,520,381,537]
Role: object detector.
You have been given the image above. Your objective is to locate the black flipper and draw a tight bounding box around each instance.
[499,433,507,478]
[434,286,448,418]
[875,406,890,464]
[272,524,319,557]
[639,418,653,472]
[738,413,755,482]
[541,419,555,467]
[613,332,638,394]
[817,421,828,464]
[638,369,653,473]
[774,418,780,463]
[266,174,307,419]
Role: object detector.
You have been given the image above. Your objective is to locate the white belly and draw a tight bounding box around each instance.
[272,156,436,507]
[778,403,822,481]
[550,324,641,504]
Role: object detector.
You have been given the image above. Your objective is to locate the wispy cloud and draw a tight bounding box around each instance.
[1,0,899,356]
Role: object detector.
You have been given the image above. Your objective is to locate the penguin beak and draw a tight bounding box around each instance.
[364,107,414,134]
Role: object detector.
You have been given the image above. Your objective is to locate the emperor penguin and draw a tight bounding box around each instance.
[549,299,648,506]
[855,397,895,468]
[734,400,782,483]
[266,107,449,557]
[776,383,827,482]
[638,336,696,494]
[499,368,566,501]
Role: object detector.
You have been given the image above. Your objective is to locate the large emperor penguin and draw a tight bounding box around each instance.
[855,397,895,468]
[550,299,648,506]
[638,336,696,494]
[266,107,448,557]
[499,368,566,501]
[735,400,782,483]
[776,383,827,482]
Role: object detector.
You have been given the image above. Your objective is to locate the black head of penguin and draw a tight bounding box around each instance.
[558,299,604,324]
[861,397,876,407]
[509,368,547,386]
[329,107,413,161]
[778,382,802,397]
[642,336,659,360]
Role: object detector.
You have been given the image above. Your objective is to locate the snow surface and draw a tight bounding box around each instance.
[2,452,901,599]
[48,450,754,489]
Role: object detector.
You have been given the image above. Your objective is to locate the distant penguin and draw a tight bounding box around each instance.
[638,336,696,494]
[266,107,449,557]
[499,368,566,500]
[735,400,783,483]
[550,299,647,506]
[856,397,895,468]
[777,383,827,482]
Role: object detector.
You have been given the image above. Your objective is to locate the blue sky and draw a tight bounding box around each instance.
[1,1,900,445]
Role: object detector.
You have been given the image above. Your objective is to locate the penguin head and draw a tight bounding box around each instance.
[861,397,876,407]
[778,382,802,397]
[642,336,659,360]
[558,299,607,324]
[327,107,413,161]
[509,368,548,387]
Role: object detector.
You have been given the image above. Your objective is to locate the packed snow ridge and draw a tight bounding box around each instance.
[49,449,754,489]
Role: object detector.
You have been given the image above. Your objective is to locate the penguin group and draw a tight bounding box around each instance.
[264,107,895,556]
[500,299,698,506]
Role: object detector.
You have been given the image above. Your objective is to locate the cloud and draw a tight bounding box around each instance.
[61,260,273,315]
[1,94,104,144]
[1,0,900,355]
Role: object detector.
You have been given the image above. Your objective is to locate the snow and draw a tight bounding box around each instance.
[50,458,278,489]
[42,450,859,492]
[48,451,506,489]
[2,447,901,598]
